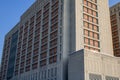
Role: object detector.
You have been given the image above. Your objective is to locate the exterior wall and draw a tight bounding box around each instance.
[68,50,84,80]
[14,0,64,80]
[118,59,120,74]
[74,0,113,55]
[1,0,71,80]
[110,3,120,57]
[0,0,117,80]
[1,0,64,80]
[74,0,84,51]
[7,31,18,80]
[98,0,113,55]
[0,23,20,80]
[75,0,101,52]
[84,49,120,80]
[68,49,120,80]
[62,0,71,80]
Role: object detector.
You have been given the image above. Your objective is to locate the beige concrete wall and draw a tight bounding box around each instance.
[117,59,120,78]
[98,0,113,55]
[68,49,120,80]
[68,50,120,80]
[74,0,113,55]
[74,0,84,51]
[84,49,120,80]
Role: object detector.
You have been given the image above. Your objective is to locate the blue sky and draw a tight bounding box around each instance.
[0,0,119,61]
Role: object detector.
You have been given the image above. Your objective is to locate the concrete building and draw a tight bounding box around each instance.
[68,49,120,80]
[0,0,117,80]
[110,3,120,57]
[0,65,1,79]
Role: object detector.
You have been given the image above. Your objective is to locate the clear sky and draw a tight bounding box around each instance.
[0,0,119,62]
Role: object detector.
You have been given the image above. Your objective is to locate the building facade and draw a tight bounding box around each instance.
[110,3,120,57]
[0,0,114,80]
[68,49,120,80]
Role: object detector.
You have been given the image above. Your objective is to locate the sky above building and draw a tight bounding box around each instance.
[0,0,119,62]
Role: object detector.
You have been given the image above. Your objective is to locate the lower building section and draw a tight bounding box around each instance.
[68,49,120,80]
[10,63,63,80]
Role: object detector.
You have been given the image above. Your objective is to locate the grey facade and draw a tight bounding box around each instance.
[7,31,18,80]
[0,0,73,80]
